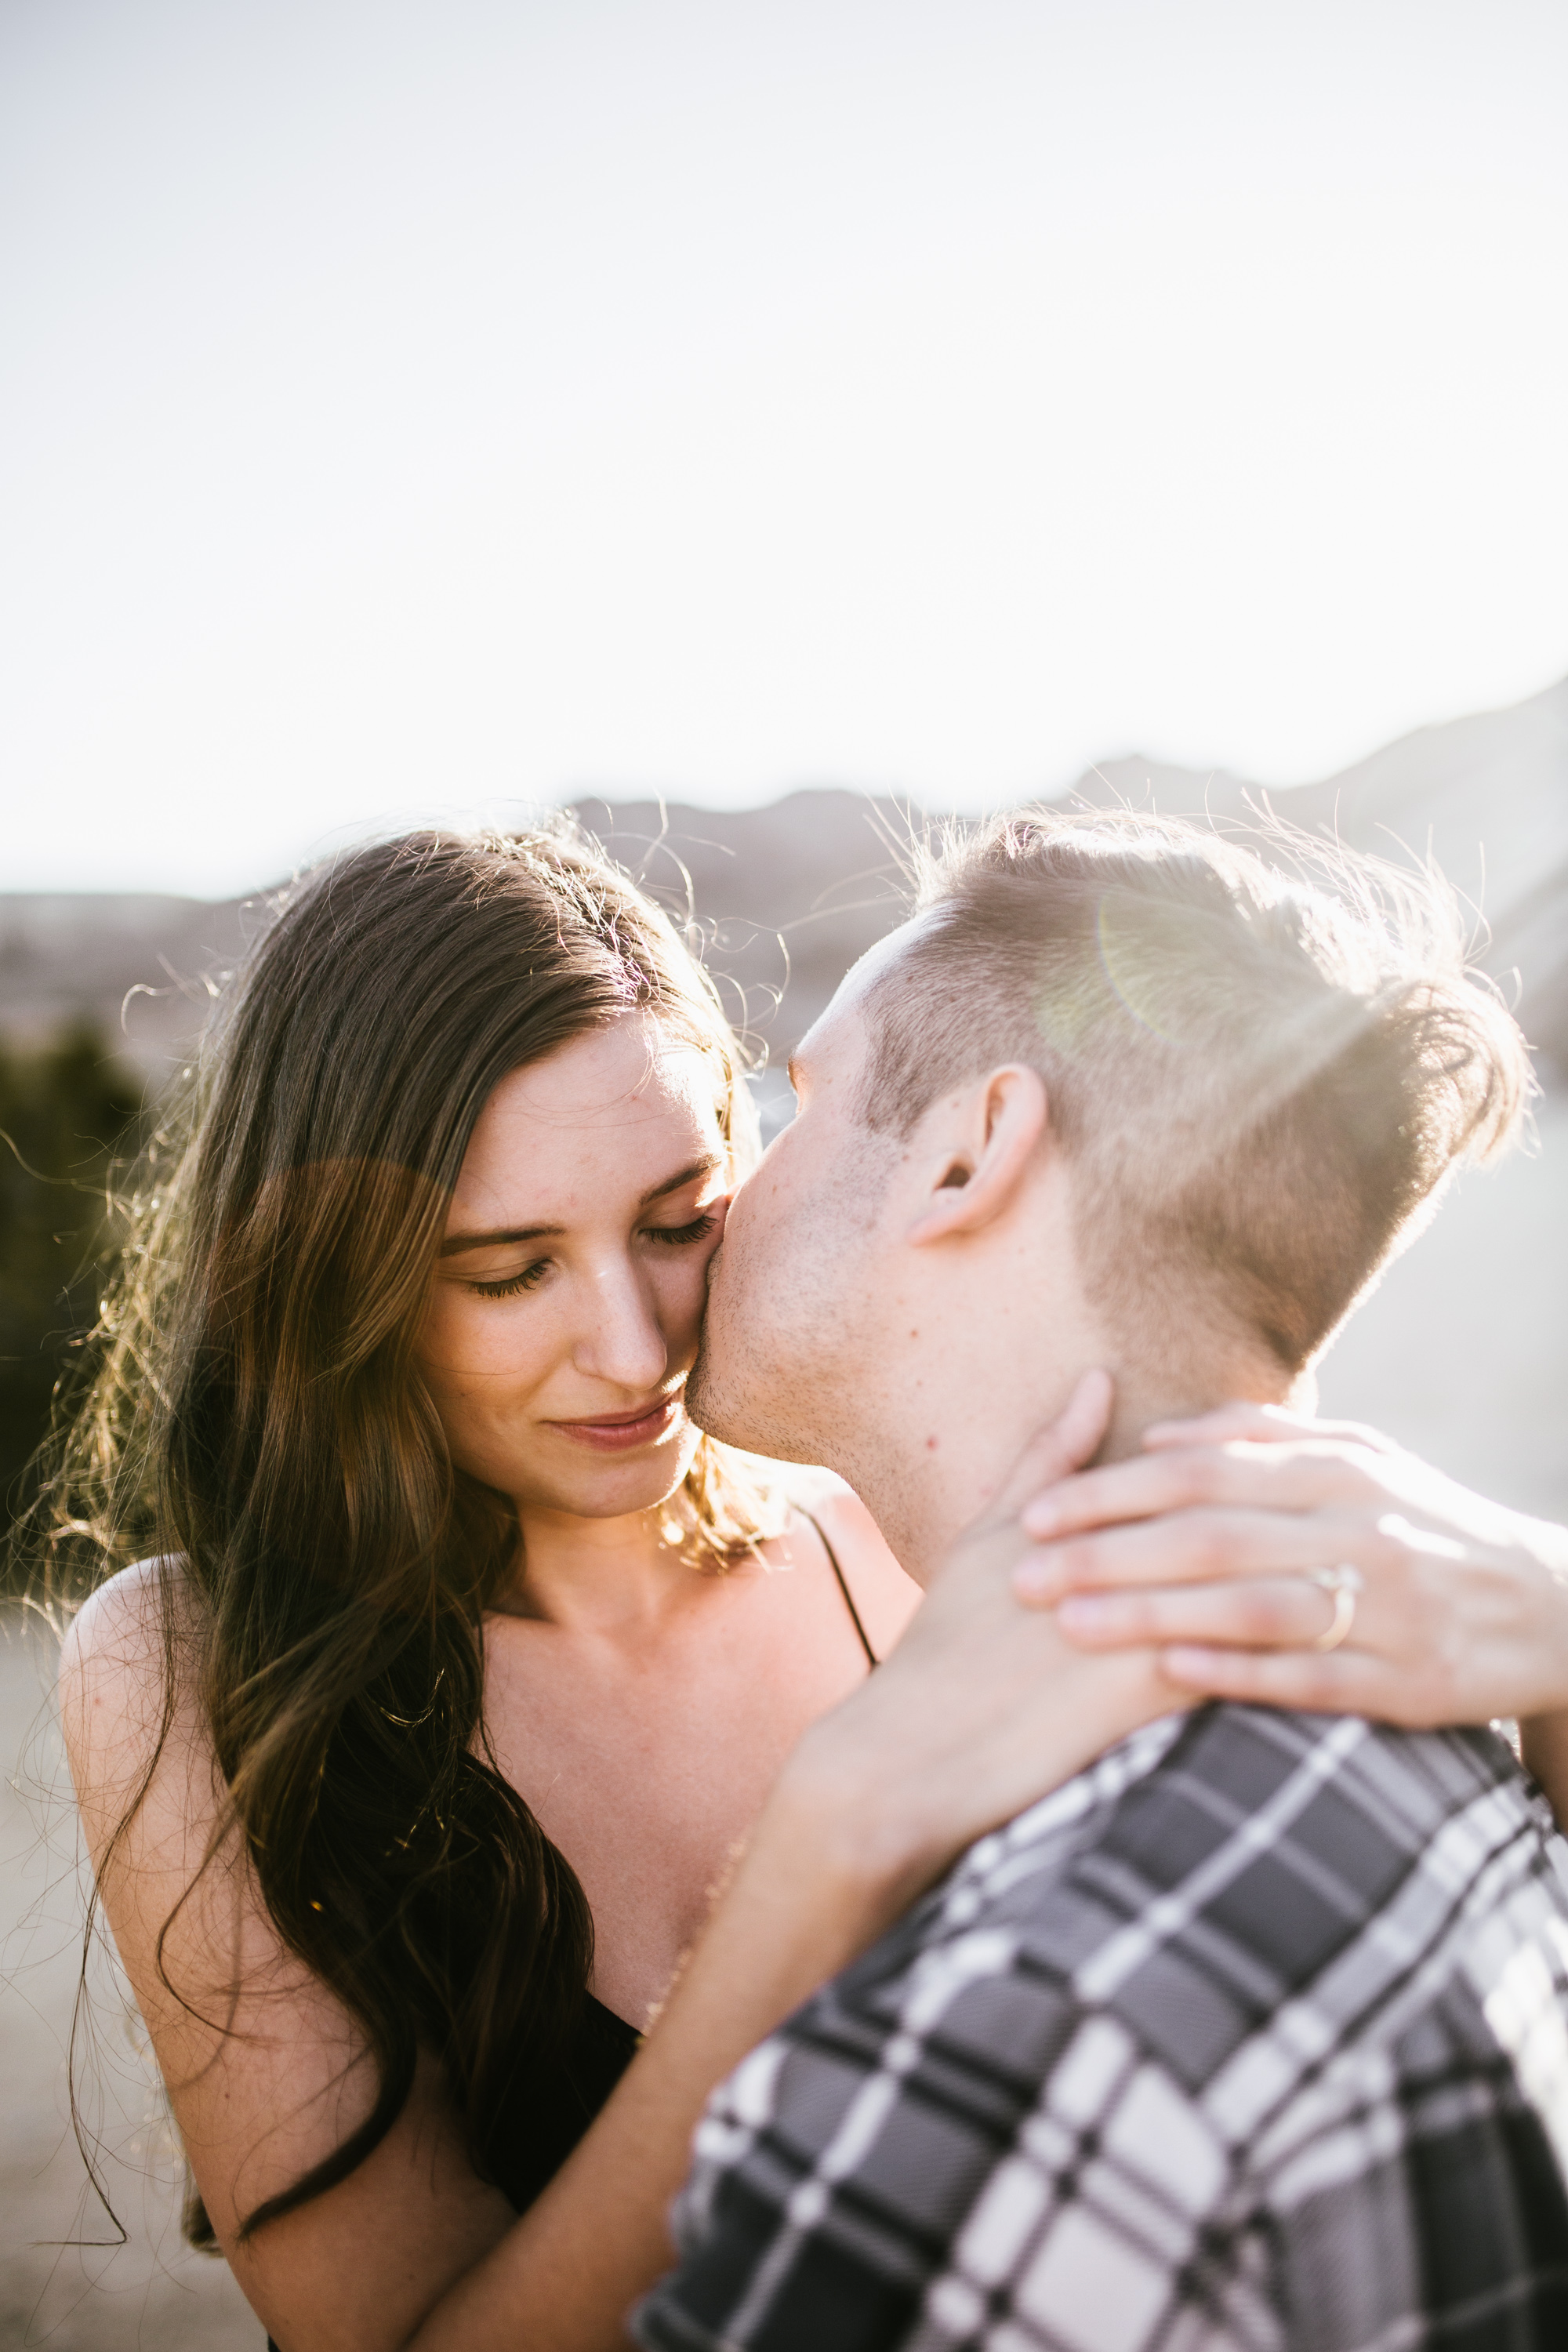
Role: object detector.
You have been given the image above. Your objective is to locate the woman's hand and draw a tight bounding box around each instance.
[776,1369,1181,1918]
[1011,1399,1568,1737]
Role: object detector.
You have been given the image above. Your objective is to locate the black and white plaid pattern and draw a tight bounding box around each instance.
[637,1706,1568,2350]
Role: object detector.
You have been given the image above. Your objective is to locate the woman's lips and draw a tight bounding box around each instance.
[546,1397,683,1452]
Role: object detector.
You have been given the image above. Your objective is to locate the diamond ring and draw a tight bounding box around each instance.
[1307,1563,1363,1653]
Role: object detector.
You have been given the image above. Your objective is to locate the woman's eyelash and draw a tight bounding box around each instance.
[465,1211,718,1298]
[467,1261,550,1300]
[646,1211,719,1247]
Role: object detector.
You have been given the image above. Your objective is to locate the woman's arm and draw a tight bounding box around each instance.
[64,1570,913,2352]
[66,1377,1176,2352]
[1009,1399,1568,1822]
[426,1378,1186,2350]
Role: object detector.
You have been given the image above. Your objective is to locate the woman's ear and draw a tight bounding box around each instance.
[906,1065,1048,1246]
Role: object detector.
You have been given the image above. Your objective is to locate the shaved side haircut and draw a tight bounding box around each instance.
[857,811,1532,1372]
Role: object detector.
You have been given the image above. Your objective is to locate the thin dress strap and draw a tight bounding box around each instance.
[798,1507,878,1669]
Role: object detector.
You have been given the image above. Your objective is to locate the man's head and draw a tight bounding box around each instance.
[691,810,1530,1572]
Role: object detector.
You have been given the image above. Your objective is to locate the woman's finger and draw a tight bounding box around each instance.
[1142,1401,1313,1449]
[1019,1442,1383,1543]
[1142,1400,1399,1454]
[1053,1573,1352,1653]
[1053,1571,1373,1646]
[980,1370,1115,1530]
[1153,1641,1463,1729]
[1014,1506,1381,1603]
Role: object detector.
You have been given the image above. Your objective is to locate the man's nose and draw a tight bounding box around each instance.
[575,1256,670,1392]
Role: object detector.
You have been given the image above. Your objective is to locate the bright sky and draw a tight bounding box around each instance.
[3,0,1566,895]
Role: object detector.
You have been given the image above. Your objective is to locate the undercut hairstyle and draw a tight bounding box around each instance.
[857,810,1533,1373]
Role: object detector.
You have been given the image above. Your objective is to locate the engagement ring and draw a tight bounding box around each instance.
[1307,1563,1363,1652]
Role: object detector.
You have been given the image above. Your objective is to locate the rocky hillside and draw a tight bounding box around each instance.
[2,677,1563,1101]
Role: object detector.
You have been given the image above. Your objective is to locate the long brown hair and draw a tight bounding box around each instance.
[34,823,776,2238]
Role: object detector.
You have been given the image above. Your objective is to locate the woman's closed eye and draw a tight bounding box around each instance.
[644,1210,719,1247]
[465,1211,719,1299]
[467,1259,551,1300]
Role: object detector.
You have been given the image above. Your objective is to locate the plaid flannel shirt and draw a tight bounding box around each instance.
[636,1705,1568,2351]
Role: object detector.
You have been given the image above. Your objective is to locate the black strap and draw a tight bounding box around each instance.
[800,1508,877,1669]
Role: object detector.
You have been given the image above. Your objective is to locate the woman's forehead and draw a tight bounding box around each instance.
[452,1019,724,1209]
[495,1016,718,1121]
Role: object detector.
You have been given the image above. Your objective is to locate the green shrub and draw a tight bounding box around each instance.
[0,1026,141,1570]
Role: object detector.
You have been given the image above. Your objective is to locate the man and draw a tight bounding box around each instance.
[636,811,1568,2350]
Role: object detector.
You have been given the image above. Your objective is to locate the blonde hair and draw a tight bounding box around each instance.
[858,808,1532,1371]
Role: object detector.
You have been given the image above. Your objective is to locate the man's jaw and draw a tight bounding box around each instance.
[684,1319,792,1457]
[686,1246,742,1444]
[688,1238,828,1461]
[687,1343,830,1467]
[683,1330,728,1444]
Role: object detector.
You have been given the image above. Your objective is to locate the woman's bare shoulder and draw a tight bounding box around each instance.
[63,1552,168,1659]
[58,1559,204,1846]
[790,1479,922,1655]
[59,1555,201,1703]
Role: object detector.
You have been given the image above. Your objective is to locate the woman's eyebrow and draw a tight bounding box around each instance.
[438,1155,723,1257]
[638,1153,724,1207]
[439,1220,564,1256]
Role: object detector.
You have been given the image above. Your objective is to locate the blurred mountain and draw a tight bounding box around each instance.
[1,677,1563,1095]
[590,677,1568,1086]
[0,891,256,1081]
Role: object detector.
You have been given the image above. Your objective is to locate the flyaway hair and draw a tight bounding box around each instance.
[24,822,778,2240]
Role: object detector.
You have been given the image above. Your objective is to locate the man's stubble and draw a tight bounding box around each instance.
[688,1127,896,1477]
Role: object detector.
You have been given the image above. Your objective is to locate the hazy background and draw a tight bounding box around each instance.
[4,0,1567,890]
[3,1,1566,2343]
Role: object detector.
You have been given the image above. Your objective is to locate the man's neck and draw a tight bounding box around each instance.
[848,1350,1292,1587]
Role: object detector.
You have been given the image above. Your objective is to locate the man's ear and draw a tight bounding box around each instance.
[906,1065,1048,1246]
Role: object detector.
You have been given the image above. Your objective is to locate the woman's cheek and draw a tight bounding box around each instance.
[417,1288,475,1374]
[652,1253,713,1349]
[697,1197,731,1275]
[419,1291,520,1382]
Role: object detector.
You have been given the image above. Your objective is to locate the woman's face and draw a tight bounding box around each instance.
[416,1014,733,1523]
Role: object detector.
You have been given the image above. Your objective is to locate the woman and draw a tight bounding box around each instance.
[53,825,1568,2352]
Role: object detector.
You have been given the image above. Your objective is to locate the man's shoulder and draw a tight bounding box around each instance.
[971,1706,1538,1953]
[851,1701,1537,1945]
[1031,1704,1553,2061]
[640,1709,1568,2352]
[1036,1700,1544,1948]
[814,1702,1563,2107]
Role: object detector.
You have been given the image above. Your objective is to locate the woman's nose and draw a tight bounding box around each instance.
[575,1256,670,1392]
